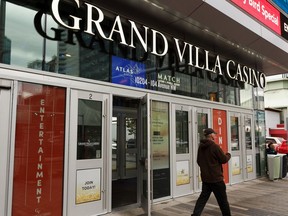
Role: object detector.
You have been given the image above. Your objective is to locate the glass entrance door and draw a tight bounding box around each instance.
[112,95,151,214]
[195,107,210,192]
[112,106,138,208]
[242,114,256,181]
[140,94,151,215]
[172,104,193,197]
[229,112,244,184]
[68,90,108,216]
[0,81,12,216]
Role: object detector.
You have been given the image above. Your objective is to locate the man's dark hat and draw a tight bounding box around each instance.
[204,128,217,136]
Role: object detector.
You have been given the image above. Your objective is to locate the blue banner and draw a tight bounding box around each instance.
[271,0,288,14]
[112,56,146,88]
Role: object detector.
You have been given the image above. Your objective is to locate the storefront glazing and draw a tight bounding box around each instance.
[0,0,258,107]
[0,1,269,215]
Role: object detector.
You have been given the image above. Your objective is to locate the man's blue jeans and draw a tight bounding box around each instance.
[192,181,231,216]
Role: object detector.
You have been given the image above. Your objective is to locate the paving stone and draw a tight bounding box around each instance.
[106,177,288,216]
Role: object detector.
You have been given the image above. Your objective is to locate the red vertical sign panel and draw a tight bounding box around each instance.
[12,83,66,216]
[213,109,229,183]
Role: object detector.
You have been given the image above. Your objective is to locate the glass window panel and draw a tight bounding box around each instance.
[3,2,57,69]
[226,86,237,105]
[157,70,173,94]
[176,110,189,154]
[77,99,102,160]
[125,117,137,170]
[245,117,252,150]
[151,101,170,199]
[253,87,265,110]
[175,72,191,97]
[0,1,250,107]
[197,113,208,141]
[240,83,253,108]
[112,117,117,172]
[255,110,266,176]
[141,98,148,198]
[231,116,240,151]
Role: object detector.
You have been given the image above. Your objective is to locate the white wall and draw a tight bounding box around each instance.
[264,89,288,108]
[265,110,281,136]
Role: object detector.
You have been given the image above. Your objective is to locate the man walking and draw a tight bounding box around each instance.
[191,128,231,216]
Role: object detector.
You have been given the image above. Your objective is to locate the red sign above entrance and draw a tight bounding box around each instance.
[231,0,281,35]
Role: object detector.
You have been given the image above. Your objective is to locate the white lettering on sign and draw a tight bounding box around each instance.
[242,0,279,26]
[50,0,266,88]
[284,23,288,33]
[36,99,45,204]
[218,117,223,145]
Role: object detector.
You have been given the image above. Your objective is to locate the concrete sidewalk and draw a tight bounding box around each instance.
[108,176,288,216]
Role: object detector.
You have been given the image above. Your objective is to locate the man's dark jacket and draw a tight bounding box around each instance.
[197,138,231,183]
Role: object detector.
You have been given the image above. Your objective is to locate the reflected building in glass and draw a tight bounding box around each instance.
[0,0,287,215]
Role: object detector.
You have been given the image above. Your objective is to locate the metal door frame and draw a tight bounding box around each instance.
[241,114,256,181]
[67,89,109,216]
[193,107,211,192]
[140,94,151,216]
[229,112,244,184]
[0,80,13,216]
[172,104,193,197]
[112,107,138,180]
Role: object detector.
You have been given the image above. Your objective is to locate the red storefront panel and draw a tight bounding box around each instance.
[213,109,229,183]
[231,0,281,35]
[12,83,66,216]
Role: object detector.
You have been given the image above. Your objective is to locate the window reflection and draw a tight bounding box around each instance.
[245,117,252,150]
[0,0,251,107]
[2,2,57,69]
[197,113,208,141]
[112,117,117,172]
[254,110,266,176]
[231,116,239,151]
[151,101,170,199]
[125,117,137,170]
[176,110,189,154]
[253,87,265,110]
[240,83,253,108]
[77,99,102,160]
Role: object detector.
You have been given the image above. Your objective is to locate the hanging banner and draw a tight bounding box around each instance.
[213,109,229,183]
[151,101,169,169]
[231,0,281,35]
[112,56,146,88]
[12,83,66,216]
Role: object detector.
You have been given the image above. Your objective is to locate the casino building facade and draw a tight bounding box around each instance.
[1,0,288,215]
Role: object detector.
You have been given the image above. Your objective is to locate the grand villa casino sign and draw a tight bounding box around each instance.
[36,0,266,89]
